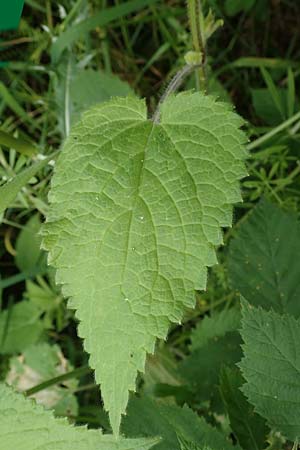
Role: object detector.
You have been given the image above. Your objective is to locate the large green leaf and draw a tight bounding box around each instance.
[122,396,239,450]
[0,383,158,450]
[42,92,247,434]
[228,199,300,317]
[239,300,300,441]
[220,366,269,450]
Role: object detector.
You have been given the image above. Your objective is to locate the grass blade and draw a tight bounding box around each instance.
[51,0,159,62]
[0,130,37,156]
[0,155,54,215]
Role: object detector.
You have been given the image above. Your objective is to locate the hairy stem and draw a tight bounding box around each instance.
[152,64,201,123]
[187,0,207,91]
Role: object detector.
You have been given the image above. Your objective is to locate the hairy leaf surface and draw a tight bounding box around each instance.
[0,383,158,450]
[239,300,300,441]
[42,93,247,434]
[228,199,300,317]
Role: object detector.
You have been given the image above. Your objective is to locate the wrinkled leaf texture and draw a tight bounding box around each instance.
[42,92,247,434]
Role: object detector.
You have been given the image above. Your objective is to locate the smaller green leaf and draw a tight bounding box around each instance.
[0,383,158,450]
[225,0,255,16]
[251,88,290,125]
[220,366,269,450]
[15,214,46,272]
[228,199,300,318]
[191,308,241,351]
[123,396,239,450]
[0,301,44,354]
[55,63,134,137]
[178,435,211,450]
[239,300,300,442]
[0,130,37,156]
[179,332,242,404]
[0,155,52,215]
[260,68,285,119]
[70,69,133,122]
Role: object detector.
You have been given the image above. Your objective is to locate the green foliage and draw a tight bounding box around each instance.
[51,0,160,62]
[251,88,291,126]
[0,130,37,156]
[42,92,246,434]
[70,69,133,123]
[179,332,242,404]
[7,342,78,416]
[24,277,66,330]
[0,301,44,354]
[220,366,269,450]
[0,383,158,450]
[122,396,238,450]
[224,0,255,16]
[55,63,132,137]
[228,199,300,317]
[190,308,241,351]
[0,156,52,216]
[1,1,300,449]
[239,300,300,441]
[178,435,212,450]
[15,214,45,272]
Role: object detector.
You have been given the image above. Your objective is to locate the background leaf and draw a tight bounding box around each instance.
[0,301,44,354]
[179,332,242,405]
[220,366,269,450]
[190,308,241,351]
[15,214,46,272]
[239,300,300,441]
[70,69,133,127]
[122,396,239,450]
[228,199,300,317]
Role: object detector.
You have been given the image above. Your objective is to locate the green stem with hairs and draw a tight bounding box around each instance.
[187,0,207,91]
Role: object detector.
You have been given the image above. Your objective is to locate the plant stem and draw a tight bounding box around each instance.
[187,0,207,91]
[152,64,201,123]
[25,366,93,396]
[247,110,300,151]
